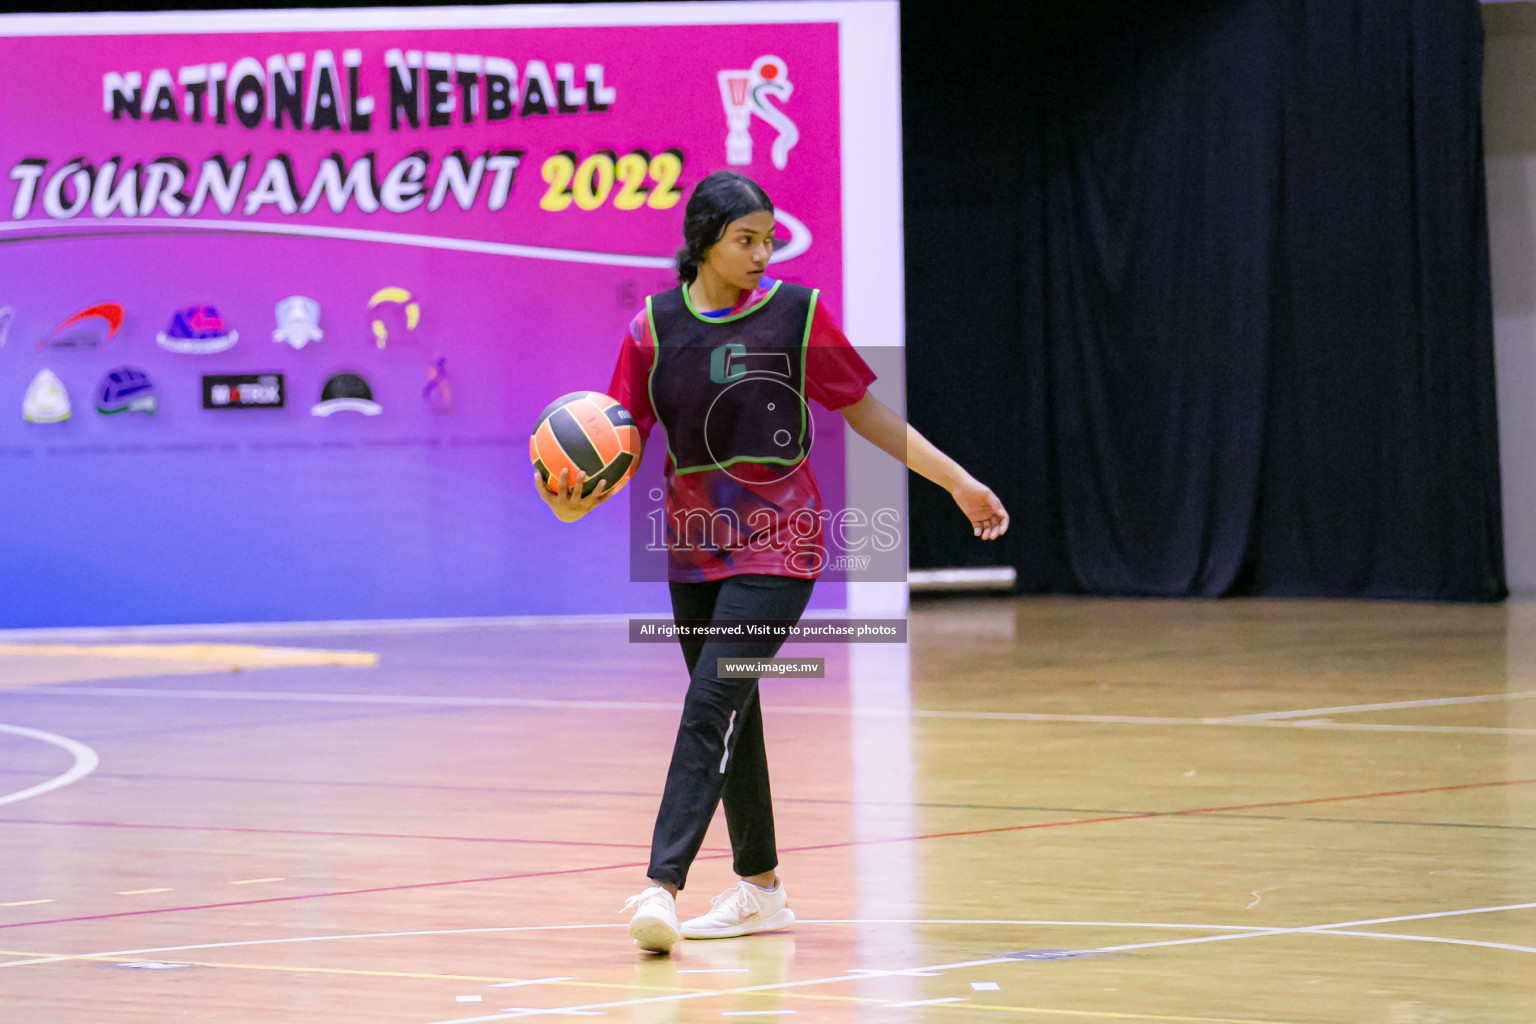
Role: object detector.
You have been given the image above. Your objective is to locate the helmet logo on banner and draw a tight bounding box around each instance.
[97,366,158,416]
[718,55,798,170]
[367,287,419,349]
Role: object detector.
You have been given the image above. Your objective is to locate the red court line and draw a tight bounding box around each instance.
[4,777,1530,933]
[781,777,1536,851]
[1164,777,1536,816]
[0,858,685,933]
[0,817,732,854]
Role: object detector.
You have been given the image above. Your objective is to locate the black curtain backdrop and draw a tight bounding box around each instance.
[903,0,1506,600]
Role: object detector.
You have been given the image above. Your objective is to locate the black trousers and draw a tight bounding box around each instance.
[647,573,815,889]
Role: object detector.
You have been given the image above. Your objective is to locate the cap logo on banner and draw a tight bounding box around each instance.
[273,296,323,350]
[39,302,125,350]
[157,305,238,353]
[718,55,798,170]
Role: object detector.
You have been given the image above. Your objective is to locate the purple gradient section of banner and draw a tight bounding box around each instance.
[0,21,846,626]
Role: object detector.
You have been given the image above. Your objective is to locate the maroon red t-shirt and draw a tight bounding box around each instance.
[608,280,876,581]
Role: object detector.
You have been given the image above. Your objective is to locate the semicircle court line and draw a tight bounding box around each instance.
[0,209,814,267]
[0,724,100,809]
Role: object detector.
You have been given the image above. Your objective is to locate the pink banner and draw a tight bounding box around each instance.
[0,18,847,625]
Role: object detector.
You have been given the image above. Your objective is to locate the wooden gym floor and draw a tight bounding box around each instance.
[0,596,1532,1023]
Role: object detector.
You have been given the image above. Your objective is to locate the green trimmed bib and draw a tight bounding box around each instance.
[646,282,818,475]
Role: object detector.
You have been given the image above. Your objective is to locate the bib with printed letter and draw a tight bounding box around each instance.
[645,281,817,476]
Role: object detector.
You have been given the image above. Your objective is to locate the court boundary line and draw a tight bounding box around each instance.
[1318,930,1536,956]
[5,911,1532,1024]
[6,768,1528,834]
[0,614,642,642]
[779,777,1536,855]
[3,802,1524,862]
[0,918,1275,970]
[0,858,676,933]
[0,816,694,852]
[0,606,882,643]
[1216,690,1536,721]
[408,901,1536,1024]
[11,685,1535,736]
[0,946,755,1001]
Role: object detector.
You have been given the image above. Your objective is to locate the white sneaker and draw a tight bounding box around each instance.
[681,880,795,939]
[623,886,681,953]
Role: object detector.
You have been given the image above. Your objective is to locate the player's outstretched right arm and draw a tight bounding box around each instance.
[839,392,1009,541]
[535,467,613,523]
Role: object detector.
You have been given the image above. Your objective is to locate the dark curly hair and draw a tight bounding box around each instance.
[675,171,774,284]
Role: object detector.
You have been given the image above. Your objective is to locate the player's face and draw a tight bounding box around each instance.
[704,211,776,293]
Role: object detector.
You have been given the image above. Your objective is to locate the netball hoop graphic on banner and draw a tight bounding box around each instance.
[719,55,799,169]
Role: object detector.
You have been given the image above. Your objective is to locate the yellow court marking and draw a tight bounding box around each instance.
[0,900,52,908]
[0,948,1307,1023]
[229,878,286,886]
[0,950,783,995]
[116,888,172,896]
[927,1001,1307,1024]
[0,643,377,667]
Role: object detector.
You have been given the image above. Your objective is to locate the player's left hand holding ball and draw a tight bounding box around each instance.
[536,467,613,523]
[952,476,1009,540]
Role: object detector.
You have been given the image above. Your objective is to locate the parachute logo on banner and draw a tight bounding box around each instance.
[367,287,419,348]
[718,55,799,170]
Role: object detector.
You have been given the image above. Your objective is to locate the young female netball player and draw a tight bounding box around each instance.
[537,171,1008,953]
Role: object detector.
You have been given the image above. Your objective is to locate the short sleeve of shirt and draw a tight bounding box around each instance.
[606,312,658,440]
[804,298,877,411]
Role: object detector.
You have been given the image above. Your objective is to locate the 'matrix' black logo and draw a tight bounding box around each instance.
[202,373,284,409]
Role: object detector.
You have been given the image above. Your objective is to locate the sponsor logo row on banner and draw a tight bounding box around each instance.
[8,290,418,353]
[5,290,452,422]
[20,367,425,423]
